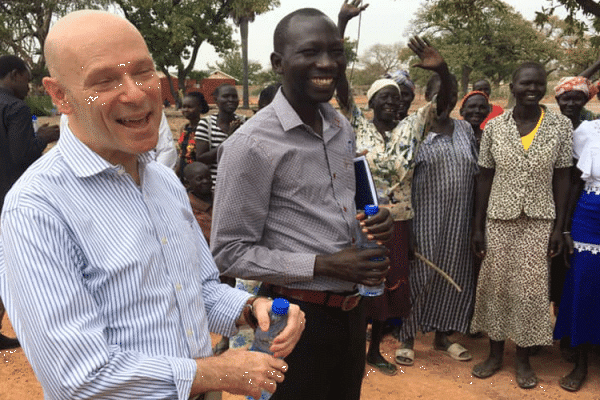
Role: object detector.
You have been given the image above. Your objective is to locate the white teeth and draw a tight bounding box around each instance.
[312,78,333,87]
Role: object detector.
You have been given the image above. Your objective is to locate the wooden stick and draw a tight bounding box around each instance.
[414,251,462,293]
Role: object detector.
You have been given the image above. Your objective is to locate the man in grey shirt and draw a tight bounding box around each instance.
[211,8,393,400]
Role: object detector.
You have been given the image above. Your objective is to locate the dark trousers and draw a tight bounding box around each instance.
[259,286,366,400]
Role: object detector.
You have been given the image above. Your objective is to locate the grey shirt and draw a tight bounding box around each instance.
[211,90,360,292]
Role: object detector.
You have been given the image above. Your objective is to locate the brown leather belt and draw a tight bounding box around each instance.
[267,285,361,311]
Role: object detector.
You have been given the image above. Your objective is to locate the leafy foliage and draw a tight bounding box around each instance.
[407,0,559,92]
[0,0,107,84]
[210,50,263,85]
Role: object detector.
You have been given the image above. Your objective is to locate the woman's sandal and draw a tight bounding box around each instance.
[395,348,414,366]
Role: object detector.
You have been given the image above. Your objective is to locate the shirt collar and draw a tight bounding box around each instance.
[57,118,155,178]
[271,89,342,143]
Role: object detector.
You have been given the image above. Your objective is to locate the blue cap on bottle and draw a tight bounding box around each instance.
[364,204,379,217]
[271,298,290,315]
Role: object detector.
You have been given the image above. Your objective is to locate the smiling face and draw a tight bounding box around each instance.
[43,12,162,166]
[181,95,201,122]
[397,84,415,119]
[371,85,400,123]
[215,85,239,115]
[271,14,346,111]
[556,90,587,121]
[460,94,490,129]
[510,67,546,108]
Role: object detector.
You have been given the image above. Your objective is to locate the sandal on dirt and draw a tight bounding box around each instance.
[472,361,501,379]
[437,343,472,361]
[516,370,538,389]
[559,374,586,392]
[395,348,415,366]
[366,359,398,376]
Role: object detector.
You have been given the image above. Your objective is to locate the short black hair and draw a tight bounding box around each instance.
[212,83,235,100]
[185,92,209,114]
[273,8,329,54]
[512,61,546,83]
[258,83,282,109]
[0,55,28,79]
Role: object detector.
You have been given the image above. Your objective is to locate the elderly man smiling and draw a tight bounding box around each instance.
[0,10,304,400]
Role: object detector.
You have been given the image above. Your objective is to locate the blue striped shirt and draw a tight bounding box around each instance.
[0,124,250,399]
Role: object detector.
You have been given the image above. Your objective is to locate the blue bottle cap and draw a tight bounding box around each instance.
[364,204,379,217]
[271,298,289,315]
[32,115,37,120]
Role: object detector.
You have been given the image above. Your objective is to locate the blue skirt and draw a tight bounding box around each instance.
[554,187,600,346]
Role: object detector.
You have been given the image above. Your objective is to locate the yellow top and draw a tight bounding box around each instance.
[521,107,544,151]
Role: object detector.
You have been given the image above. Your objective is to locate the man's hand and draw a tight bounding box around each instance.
[252,297,305,359]
[339,0,369,24]
[193,349,288,398]
[36,123,60,144]
[356,206,393,244]
[314,246,390,286]
[408,36,446,73]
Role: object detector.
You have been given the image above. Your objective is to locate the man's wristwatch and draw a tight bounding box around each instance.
[242,296,259,330]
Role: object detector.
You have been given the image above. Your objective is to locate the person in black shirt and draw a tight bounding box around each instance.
[0,55,59,350]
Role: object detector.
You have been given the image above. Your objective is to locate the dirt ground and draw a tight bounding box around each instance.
[3,311,600,400]
[3,97,600,399]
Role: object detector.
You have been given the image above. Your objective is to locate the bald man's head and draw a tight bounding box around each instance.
[42,10,162,167]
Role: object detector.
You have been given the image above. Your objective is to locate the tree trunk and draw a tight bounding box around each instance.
[240,17,250,109]
[461,64,472,97]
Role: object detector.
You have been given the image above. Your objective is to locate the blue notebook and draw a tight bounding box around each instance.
[354,155,378,211]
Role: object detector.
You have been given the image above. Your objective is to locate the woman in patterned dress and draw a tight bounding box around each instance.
[336,1,453,376]
[471,62,572,389]
[396,72,478,365]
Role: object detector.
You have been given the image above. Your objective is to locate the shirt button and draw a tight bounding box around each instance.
[175,283,182,291]
[343,207,347,212]
[161,237,168,245]
[186,329,193,337]
[117,169,125,176]
[333,173,337,179]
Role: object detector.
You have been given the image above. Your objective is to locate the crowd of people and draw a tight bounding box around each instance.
[1,0,600,398]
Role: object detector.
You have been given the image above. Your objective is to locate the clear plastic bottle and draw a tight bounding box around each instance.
[31,115,39,133]
[246,298,290,400]
[357,204,385,297]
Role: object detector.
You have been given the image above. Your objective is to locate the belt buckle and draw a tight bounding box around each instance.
[340,292,361,311]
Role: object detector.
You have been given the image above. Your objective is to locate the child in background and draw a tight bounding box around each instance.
[183,162,213,244]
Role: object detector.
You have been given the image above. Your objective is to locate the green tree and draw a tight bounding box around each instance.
[115,0,276,108]
[229,0,279,109]
[409,0,558,94]
[0,0,107,85]
[210,50,263,85]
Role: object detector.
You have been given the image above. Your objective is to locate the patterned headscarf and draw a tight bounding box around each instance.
[367,79,400,103]
[385,69,415,93]
[460,90,489,110]
[554,76,599,101]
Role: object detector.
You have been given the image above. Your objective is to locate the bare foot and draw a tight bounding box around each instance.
[559,364,587,392]
[516,361,537,389]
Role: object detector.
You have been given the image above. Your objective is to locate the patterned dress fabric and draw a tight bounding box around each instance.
[340,95,436,321]
[554,120,600,346]
[471,107,573,347]
[398,119,478,339]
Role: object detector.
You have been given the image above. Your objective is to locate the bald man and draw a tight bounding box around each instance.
[0,10,304,400]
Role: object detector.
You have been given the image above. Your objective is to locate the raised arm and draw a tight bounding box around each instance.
[579,52,600,79]
[408,36,451,116]
[336,0,368,112]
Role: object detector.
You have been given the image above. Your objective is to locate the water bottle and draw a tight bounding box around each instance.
[246,298,289,400]
[357,204,385,297]
[32,115,39,133]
